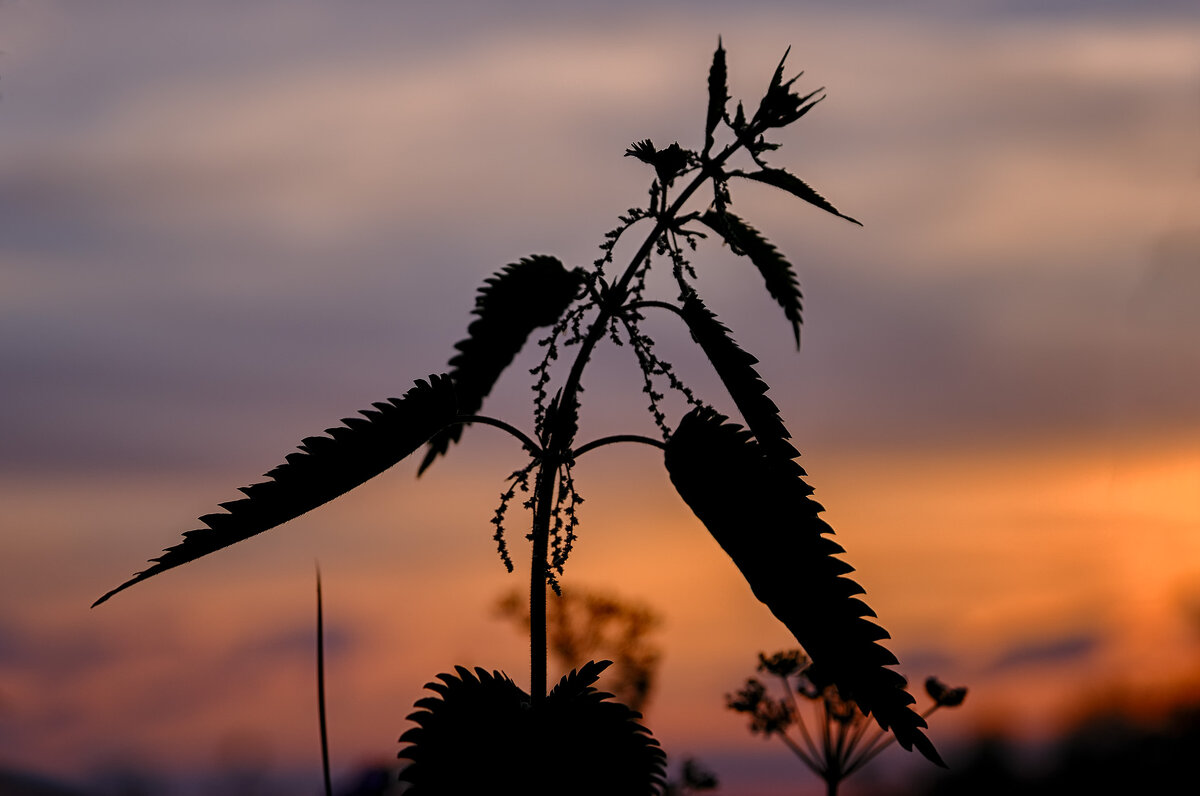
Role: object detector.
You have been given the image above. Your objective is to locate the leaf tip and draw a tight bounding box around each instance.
[91,577,136,608]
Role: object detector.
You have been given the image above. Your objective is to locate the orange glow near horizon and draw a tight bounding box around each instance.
[3,5,1199,792]
[5,431,1200,777]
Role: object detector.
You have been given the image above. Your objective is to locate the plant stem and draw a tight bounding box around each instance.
[527,139,746,699]
[453,414,542,456]
[529,454,558,705]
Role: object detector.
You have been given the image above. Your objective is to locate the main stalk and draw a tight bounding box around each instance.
[527,138,745,702]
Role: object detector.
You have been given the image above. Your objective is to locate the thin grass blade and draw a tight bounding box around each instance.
[316,565,333,796]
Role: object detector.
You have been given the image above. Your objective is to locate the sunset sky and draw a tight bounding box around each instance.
[3,1,1199,793]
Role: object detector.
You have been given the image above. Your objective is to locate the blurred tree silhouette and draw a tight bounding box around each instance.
[496,585,661,713]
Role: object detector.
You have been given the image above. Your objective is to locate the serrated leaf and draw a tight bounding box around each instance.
[664,408,943,766]
[752,48,794,124]
[94,375,458,606]
[679,292,797,460]
[764,47,791,100]
[698,210,803,348]
[704,39,728,154]
[733,168,862,225]
[398,660,666,795]
[750,48,827,131]
[419,256,584,474]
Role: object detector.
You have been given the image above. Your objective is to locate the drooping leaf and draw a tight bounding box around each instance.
[678,292,797,460]
[419,256,584,474]
[698,210,803,347]
[664,408,943,766]
[398,660,666,795]
[704,39,728,154]
[733,168,862,225]
[94,375,458,606]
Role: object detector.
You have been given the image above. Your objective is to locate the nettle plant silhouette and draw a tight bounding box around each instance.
[94,42,946,793]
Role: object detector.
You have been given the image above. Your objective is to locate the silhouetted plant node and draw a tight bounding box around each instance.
[398,660,665,796]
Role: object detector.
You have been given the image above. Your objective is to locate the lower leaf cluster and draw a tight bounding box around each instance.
[398,660,666,795]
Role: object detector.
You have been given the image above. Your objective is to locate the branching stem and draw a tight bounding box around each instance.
[452,414,542,457]
[624,299,684,319]
[527,139,747,699]
[572,434,666,458]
